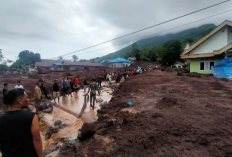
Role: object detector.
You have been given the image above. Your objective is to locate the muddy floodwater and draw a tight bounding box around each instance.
[41,84,112,156]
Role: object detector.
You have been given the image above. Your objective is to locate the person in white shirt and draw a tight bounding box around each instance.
[14,81,24,89]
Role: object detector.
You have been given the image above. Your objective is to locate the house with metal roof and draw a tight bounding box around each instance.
[35,59,105,71]
[181,20,232,74]
[108,58,133,68]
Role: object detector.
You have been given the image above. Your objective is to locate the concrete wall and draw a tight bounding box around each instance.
[191,26,229,55]
[190,58,222,74]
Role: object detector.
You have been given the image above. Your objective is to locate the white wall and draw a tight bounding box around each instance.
[108,62,131,68]
[191,26,229,55]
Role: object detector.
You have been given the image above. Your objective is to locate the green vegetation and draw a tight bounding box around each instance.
[11,50,41,69]
[72,55,79,62]
[101,24,216,59]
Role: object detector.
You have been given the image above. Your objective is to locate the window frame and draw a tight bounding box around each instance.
[199,61,215,71]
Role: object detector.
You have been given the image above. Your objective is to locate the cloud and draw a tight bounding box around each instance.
[0,0,232,61]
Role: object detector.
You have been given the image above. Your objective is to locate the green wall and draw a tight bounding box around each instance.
[190,59,222,74]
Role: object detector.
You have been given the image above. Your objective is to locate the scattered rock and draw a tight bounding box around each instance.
[45,131,52,140]
[54,120,62,126]
[100,101,108,108]
[43,142,59,156]
[78,123,95,141]
[43,104,53,113]
[39,103,48,111]
[50,126,59,134]
[60,138,79,154]
[96,98,103,103]
[59,123,68,129]
[27,104,35,111]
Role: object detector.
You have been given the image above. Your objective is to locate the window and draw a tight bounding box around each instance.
[200,61,214,71]
[210,62,214,70]
[200,62,204,70]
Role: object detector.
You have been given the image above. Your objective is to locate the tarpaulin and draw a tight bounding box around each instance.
[212,57,232,78]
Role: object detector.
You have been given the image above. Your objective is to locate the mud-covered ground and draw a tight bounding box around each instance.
[61,70,232,157]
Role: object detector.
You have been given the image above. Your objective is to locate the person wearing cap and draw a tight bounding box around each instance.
[14,81,24,89]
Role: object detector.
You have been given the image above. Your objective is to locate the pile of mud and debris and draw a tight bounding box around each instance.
[61,70,232,157]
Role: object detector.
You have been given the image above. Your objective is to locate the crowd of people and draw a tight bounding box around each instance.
[0,66,145,157]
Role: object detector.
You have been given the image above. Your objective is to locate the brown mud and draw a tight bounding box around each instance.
[61,70,232,157]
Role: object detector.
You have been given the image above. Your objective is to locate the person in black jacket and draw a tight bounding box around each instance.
[2,83,8,97]
[53,80,60,103]
[2,83,8,111]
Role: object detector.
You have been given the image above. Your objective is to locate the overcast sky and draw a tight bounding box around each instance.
[0,0,232,61]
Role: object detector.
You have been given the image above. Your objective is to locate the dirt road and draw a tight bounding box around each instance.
[63,70,232,157]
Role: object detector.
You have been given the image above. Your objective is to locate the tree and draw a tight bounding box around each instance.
[160,40,182,66]
[123,52,131,59]
[59,56,63,60]
[10,50,41,69]
[79,59,87,62]
[72,55,79,62]
[131,43,140,61]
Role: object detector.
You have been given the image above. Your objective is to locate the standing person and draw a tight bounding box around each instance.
[0,88,43,157]
[2,83,8,111]
[97,74,102,88]
[130,70,134,76]
[109,73,112,85]
[34,82,42,114]
[15,81,24,89]
[40,82,49,99]
[66,77,70,96]
[106,73,109,82]
[2,83,8,97]
[53,80,60,103]
[123,71,127,80]
[83,78,87,92]
[62,77,67,97]
[74,76,80,92]
[69,77,74,97]
[112,72,115,80]
[85,78,100,109]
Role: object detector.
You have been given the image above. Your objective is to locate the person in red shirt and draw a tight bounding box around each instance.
[74,76,80,93]
[130,71,134,76]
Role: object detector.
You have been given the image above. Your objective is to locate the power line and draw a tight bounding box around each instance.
[62,10,232,58]
[52,0,230,59]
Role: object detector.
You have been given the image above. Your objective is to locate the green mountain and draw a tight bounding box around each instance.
[101,24,217,59]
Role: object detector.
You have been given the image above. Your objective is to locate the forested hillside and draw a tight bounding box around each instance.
[101,24,216,59]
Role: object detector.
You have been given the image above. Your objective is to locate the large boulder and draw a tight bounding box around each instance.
[77,123,95,141]
[39,103,48,111]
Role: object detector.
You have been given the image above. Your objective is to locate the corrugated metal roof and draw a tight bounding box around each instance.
[35,62,52,67]
[66,62,105,67]
[54,63,64,66]
[109,58,133,64]
[99,60,107,64]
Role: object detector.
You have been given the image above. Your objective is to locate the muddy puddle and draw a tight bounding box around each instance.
[41,83,112,157]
